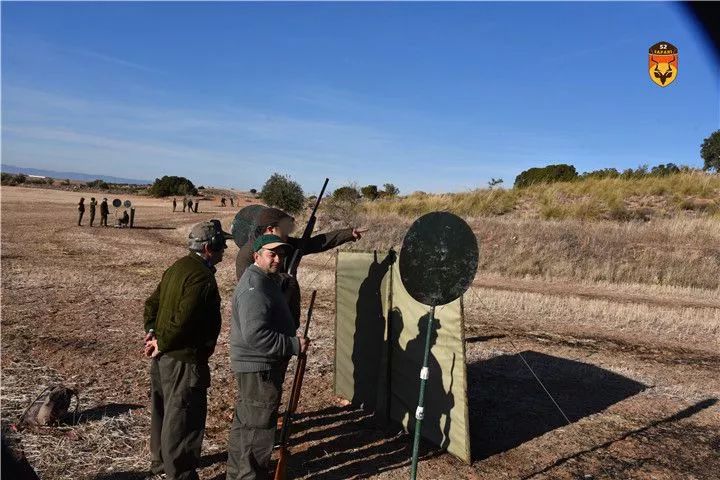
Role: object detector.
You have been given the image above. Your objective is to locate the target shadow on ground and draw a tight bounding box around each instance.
[282,406,440,479]
[467,351,648,461]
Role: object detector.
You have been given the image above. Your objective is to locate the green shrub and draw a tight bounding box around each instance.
[1,172,17,185]
[361,185,379,200]
[514,164,578,188]
[86,179,110,189]
[149,176,198,197]
[581,168,620,179]
[259,173,304,214]
[333,186,361,201]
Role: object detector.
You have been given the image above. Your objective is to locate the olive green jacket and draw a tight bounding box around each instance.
[144,253,222,363]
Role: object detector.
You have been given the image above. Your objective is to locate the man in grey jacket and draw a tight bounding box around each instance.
[227,234,310,480]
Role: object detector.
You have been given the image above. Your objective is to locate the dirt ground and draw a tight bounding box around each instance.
[2,186,719,480]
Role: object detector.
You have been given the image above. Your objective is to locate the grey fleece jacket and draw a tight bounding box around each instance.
[230,264,300,373]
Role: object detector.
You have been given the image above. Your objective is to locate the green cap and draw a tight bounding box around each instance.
[253,234,291,253]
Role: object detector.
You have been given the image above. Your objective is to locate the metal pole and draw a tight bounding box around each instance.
[410,305,435,480]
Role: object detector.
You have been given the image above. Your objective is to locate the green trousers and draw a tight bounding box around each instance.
[150,354,210,480]
[226,364,287,480]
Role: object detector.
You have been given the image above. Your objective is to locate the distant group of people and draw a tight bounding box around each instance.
[172,197,200,213]
[77,197,130,227]
[220,197,234,207]
[77,197,110,227]
[142,207,367,480]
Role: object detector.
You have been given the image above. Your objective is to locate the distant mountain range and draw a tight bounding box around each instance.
[1,164,151,185]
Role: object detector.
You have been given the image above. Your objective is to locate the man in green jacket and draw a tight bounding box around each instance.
[143,219,232,480]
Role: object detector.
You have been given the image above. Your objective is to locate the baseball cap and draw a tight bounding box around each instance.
[253,234,291,253]
[188,220,233,251]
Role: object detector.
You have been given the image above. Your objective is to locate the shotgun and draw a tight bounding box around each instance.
[274,290,317,480]
[286,178,329,277]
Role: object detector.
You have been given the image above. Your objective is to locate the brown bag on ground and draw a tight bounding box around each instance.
[19,385,79,428]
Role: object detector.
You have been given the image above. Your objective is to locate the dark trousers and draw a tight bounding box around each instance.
[100,214,108,226]
[226,364,287,480]
[89,211,96,226]
[150,355,210,480]
[78,211,84,225]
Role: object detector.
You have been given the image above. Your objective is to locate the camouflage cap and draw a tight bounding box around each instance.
[188,220,233,251]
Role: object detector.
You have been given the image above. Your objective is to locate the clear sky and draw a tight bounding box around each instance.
[2,1,719,194]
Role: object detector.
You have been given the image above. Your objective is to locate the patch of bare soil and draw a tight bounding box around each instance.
[2,186,719,480]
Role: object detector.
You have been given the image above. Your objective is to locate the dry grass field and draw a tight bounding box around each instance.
[2,185,719,480]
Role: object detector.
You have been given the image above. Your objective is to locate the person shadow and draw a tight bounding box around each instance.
[351,250,395,411]
[391,309,455,451]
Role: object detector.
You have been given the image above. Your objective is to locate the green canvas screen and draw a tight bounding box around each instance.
[335,251,470,463]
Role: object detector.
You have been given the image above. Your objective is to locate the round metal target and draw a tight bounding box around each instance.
[399,211,479,306]
[123,200,132,208]
[231,204,268,248]
[112,199,122,208]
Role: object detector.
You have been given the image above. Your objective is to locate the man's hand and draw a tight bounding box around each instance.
[298,335,311,354]
[143,331,160,358]
[352,227,368,240]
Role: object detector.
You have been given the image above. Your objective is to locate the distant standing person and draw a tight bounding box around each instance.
[100,198,110,227]
[188,199,194,213]
[173,198,177,212]
[182,197,188,212]
[230,197,234,207]
[77,197,85,226]
[89,197,97,227]
[194,199,200,213]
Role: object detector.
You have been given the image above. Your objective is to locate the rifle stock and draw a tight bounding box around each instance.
[273,290,317,480]
[273,445,288,480]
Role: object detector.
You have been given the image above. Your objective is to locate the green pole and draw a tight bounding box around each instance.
[410,305,436,480]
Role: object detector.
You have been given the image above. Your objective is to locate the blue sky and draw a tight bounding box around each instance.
[2,2,718,194]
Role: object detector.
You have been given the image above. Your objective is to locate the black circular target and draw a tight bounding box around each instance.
[399,211,479,306]
[231,204,268,248]
[112,199,122,208]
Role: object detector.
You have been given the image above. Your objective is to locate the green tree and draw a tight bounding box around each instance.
[701,130,720,172]
[149,176,198,197]
[259,173,304,214]
[360,184,379,200]
[382,183,400,197]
